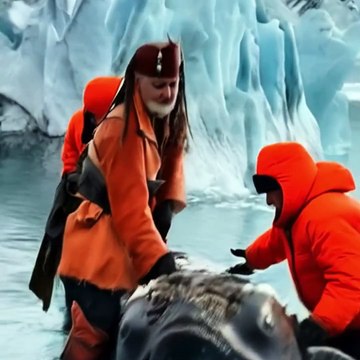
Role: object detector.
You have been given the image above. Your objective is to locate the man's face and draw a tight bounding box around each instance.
[136,74,179,118]
[266,189,283,220]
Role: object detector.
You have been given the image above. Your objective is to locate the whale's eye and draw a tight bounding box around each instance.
[262,312,275,335]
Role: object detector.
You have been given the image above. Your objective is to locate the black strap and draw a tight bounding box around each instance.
[77,156,111,214]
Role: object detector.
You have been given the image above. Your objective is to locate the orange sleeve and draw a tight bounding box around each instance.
[156,144,186,213]
[94,117,168,280]
[61,110,84,174]
[246,228,286,269]
[310,219,360,335]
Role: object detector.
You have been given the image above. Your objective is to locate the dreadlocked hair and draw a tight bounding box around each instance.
[167,60,192,152]
[111,54,192,150]
[107,56,136,141]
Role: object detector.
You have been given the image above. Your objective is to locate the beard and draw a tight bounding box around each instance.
[146,100,176,118]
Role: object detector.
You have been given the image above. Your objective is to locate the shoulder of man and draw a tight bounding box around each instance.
[94,104,126,142]
[299,192,347,225]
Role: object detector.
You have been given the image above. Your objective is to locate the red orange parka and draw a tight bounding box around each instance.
[246,142,360,336]
[61,77,123,174]
[61,110,85,174]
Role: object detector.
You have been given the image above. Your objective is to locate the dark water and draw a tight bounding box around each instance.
[0,112,359,359]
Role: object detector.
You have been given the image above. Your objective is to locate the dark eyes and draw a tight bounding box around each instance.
[153,82,177,89]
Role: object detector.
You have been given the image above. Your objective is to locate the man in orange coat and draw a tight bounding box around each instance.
[228,142,360,358]
[29,77,123,315]
[57,40,190,360]
[61,75,174,241]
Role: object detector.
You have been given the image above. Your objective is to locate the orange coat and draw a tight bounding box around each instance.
[61,76,123,174]
[57,85,186,291]
[61,110,85,174]
[246,142,360,336]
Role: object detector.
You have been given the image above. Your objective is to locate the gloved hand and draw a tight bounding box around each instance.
[226,263,254,275]
[230,248,246,258]
[226,248,254,275]
[139,252,177,285]
[296,317,328,349]
[65,172,80,195]
[152,200,173,242]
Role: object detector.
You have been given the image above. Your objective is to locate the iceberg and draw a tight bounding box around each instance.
[0,0,359,199]
[293,9,360,157]
[0,0,113,135]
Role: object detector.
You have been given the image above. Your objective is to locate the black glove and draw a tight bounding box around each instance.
[139,252,176,285]
[152,200,173,242]
[230,248,246,258]
[64,172,80,195]
[226,263,254,275]
[226,248,254,275]
[297,317,328,349]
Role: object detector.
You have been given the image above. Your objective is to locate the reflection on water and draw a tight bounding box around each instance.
[0,139,66,359]
[0,115,359,359]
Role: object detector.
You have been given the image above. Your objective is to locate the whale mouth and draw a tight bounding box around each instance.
[117,271,303,360]
[118,298,245,360]
[148,330,240,360]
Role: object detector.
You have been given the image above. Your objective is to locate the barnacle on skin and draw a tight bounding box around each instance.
[146,271,256,325]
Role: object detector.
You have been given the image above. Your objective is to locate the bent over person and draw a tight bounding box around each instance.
[228,142,360,359]
[58,40,190,360]
[29,77,123,317]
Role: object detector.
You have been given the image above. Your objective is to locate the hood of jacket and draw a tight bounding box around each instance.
[255,142,355,227]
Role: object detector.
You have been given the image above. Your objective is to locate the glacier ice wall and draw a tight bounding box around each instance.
[286,0,360,27]
[106,0,322,198]
[284,0,360,157]
[294,9,360,156]
[0,0,112,135]
[0,0,358,198]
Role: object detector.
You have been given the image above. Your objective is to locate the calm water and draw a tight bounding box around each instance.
[0,110,359,359]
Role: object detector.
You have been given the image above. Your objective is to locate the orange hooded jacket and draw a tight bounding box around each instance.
[61,76,123,174]
[61,110,85,174]
[246,142,360,336]
[57,84,186,291]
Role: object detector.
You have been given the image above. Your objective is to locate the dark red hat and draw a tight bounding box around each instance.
[133,42,181,78]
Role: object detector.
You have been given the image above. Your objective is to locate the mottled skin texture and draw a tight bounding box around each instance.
[113,271,354,360]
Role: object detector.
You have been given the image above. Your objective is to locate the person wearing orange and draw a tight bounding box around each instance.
[57,40,190,360]
[61,76,124,176]
[29,77,123,315]
[227,141,360,358]
[61,110,84,175]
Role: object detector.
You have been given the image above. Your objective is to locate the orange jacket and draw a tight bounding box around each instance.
[61,110,86,174]
[61,76,123,175]
[246,142,360,336]
[57,85,186,291]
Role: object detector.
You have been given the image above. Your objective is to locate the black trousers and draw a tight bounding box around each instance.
[61,276,125,341]
[327,330,360,359]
